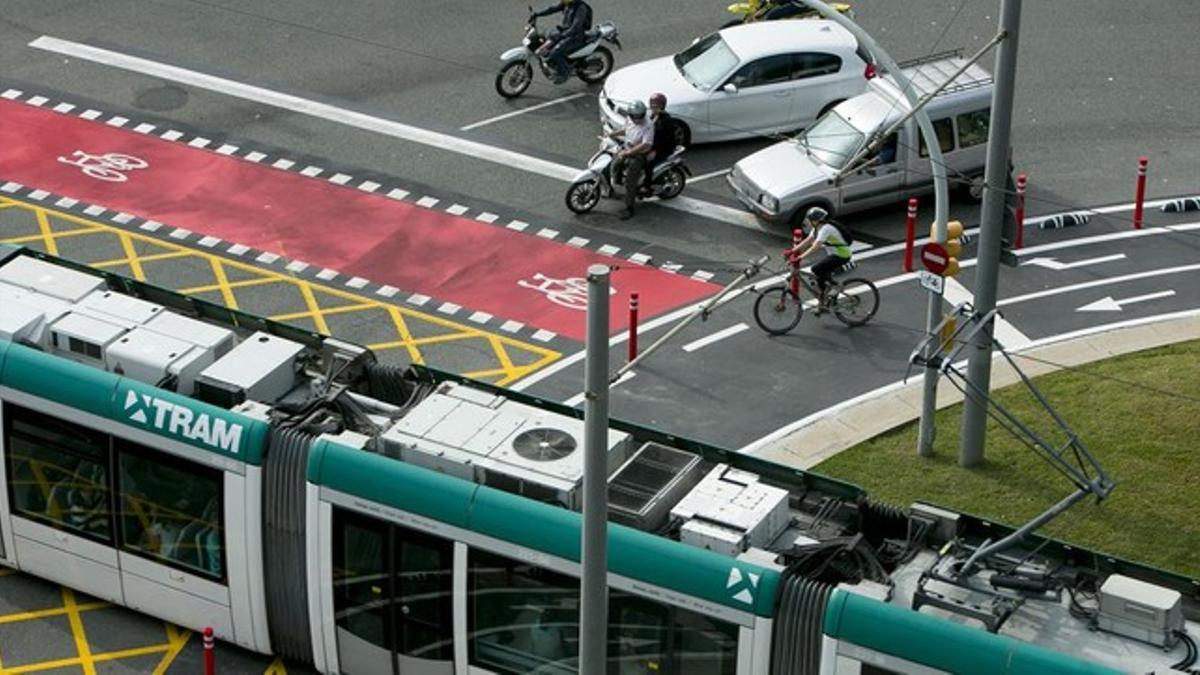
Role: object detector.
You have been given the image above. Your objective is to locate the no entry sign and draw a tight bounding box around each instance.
[921,242,949,275]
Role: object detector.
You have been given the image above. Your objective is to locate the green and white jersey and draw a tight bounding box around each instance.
[816,223,852,259]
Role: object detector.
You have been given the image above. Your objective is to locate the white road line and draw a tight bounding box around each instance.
[29,35,756,228]
[460,93,587,131]
[942,278,1031,348]
[740,308,1200,456]
[689,168,730,183]
[681,323,749,353]
[997,263,1200,308]
[1022,253,1126,271]
[564,371,636,407]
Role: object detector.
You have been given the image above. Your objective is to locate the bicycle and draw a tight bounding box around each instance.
[752,255,879,334]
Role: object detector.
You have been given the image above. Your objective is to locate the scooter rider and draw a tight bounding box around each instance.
[531,0,594,84]
[789,206,855,309]
[646,92,679,188]
[605,100,654,220]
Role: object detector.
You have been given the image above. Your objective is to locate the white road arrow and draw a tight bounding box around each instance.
[1024,253,1126,270]
[1077,290,1176,312]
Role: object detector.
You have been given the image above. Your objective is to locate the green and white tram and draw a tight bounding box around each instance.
[0,246,1195,674]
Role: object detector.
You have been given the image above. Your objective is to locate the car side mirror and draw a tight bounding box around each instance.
[722,83,738,95]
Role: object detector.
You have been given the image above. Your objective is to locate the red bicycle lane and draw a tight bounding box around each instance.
[0,98,718,341]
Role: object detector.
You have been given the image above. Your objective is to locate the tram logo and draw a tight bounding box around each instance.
[517,273,616,310]
[123,390,244,454]
[726,567,759,606]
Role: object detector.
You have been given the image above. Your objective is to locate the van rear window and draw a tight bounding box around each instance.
[957,109,990,148]
[918,118,956,157]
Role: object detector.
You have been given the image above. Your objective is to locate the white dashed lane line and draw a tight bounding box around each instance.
[681,323,750,352]
[460,93,589,131]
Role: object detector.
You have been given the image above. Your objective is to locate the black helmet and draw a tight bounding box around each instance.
[625,100,647,120]
[805,206,829,224]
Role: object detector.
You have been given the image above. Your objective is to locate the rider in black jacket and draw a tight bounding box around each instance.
[531,0,593,83]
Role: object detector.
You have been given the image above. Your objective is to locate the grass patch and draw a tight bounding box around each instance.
[815,340,1200,578]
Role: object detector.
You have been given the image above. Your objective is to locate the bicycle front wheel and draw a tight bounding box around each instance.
[754,286,804,335]
[832,278,880,327]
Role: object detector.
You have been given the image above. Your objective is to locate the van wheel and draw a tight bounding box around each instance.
[961,174,986,203]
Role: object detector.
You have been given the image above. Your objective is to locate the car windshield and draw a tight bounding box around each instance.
[799,112,865,169]
[673,33,738,91]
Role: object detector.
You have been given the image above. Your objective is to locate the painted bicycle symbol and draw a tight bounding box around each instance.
[57,151,149,183]
[517,273,616,310]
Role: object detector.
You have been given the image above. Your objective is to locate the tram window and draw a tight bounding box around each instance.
[392,525,454,661]
[468,549,580,674]
[608,592,669,675]
[332,509,390,651]
[674,607,739,675]
[4,404,112,542]
[115,441,224,580]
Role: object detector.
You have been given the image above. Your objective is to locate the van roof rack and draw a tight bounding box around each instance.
[887,48,994,98]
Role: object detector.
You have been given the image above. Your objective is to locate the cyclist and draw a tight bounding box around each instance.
[789,206,854,310]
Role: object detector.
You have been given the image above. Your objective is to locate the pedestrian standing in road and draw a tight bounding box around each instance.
[531,0,594,84]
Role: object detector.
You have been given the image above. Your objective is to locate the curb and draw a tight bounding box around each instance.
[746,310,1200,469]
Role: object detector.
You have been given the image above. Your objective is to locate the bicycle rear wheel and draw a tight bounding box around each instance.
[831,278,879,327]
[753,286,804,335]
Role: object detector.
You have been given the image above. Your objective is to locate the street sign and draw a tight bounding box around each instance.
[919,270,944,294]
[921,242,949,275]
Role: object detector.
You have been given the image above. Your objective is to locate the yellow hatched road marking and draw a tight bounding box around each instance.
[263,657,289,674]
[151,624,191,675]
[60,588,97,675]
[0,197,561,385]
[117,231,146,281]
[34,210,57,257]
[0,600,108,625]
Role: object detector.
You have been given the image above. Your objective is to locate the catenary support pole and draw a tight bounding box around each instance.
[793,0,955,458]
[580,264,610,675]
[960,0,1023,467]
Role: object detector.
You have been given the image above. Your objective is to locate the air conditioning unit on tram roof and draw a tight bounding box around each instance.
[380,381,632,509]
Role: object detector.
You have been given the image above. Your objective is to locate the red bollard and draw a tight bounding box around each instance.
[903,197,918,272]
[1014,173,1027,249]
[790,228,804,296]
[1133,156,1148,230]
[204,626,215,675]
[627,293,639,363]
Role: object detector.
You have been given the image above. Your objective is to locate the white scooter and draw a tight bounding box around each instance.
[565,137,689,214]
[495,12,621,98]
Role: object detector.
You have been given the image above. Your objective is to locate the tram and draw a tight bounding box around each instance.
[0,245,1194,674]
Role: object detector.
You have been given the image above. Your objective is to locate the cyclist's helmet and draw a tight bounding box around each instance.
[625,100,647,121]
[805,206,829,224]
[649,93,668,109]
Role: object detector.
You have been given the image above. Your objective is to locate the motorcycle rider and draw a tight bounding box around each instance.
[646,92,680,188]
[604,100,654,219]
[531,0,594,84]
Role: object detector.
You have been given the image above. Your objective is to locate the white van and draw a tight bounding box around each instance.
[727,53,993,227]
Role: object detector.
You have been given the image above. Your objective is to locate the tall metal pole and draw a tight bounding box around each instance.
[960,0,1023,467]
[580,263,610,674]
[793,0,952,458]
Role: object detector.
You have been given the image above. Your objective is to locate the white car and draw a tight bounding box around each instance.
[599,20,874,145]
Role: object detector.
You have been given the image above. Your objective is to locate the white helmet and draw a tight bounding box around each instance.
[805,206,829,224]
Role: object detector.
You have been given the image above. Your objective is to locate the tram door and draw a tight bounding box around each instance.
[333,507,454,675]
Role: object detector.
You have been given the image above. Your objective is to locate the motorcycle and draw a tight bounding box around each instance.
[495,11,622,99]
[723,0,854,28]
[565,137,689,214]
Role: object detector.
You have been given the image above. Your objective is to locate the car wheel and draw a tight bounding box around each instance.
[671,120,692,149]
